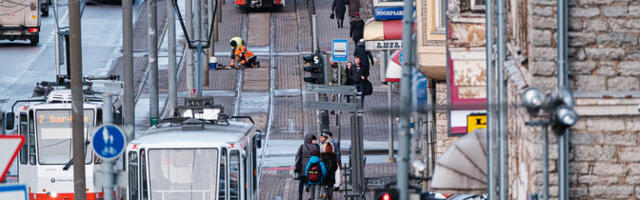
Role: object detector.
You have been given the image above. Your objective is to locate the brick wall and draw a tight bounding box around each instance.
[508,0,640,199]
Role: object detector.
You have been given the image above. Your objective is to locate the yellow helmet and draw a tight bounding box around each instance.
[229,37,243,48]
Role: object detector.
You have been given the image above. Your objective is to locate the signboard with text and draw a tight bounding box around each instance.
[332,39,349,62]
[374,6,404,20]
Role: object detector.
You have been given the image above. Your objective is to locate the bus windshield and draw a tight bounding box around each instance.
[148,149,219,200]
[36,109,95,165]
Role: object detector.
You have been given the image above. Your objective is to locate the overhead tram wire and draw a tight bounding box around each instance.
[171,0,217,49]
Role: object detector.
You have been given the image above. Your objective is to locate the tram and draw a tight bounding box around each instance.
[235,0,284,11]
[4,77,114,200]
[125,97,262,200]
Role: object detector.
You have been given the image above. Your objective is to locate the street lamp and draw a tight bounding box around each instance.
[522,88,544,115]
[554,105,578,127]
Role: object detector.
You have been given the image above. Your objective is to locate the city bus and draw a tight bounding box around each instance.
[5,81,107,200]
[125,97,262,200]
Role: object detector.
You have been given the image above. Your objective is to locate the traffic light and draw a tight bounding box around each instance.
[375,188,398,200]
[303,53,324,84]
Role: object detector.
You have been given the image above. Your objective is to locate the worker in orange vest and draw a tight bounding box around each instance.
[229,37,260,69]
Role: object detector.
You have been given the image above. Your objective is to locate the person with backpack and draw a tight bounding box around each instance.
[295,134,320,200]
[305,153,328,198]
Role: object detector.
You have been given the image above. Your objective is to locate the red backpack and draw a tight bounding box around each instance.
[307,161,323,184]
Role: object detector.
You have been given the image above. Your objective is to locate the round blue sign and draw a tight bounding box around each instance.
[91,125,127,160]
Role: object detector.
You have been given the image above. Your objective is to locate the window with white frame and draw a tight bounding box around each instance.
[435,0,447,31]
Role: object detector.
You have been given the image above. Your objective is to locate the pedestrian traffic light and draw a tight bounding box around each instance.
[375,188,398,200]
[303,53,324,84]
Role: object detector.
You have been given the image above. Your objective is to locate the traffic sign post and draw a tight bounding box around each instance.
[0,135,25,183]
[92,124,127,200]
[332,39,348,63]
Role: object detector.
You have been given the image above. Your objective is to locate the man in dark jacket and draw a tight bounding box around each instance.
[332,0,346,28]
[295,134,319,200]
[349,15,365,45]
[354,39,374,74]
[349,57,368,104]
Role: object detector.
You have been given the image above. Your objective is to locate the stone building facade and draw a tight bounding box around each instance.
[505,0,640,199]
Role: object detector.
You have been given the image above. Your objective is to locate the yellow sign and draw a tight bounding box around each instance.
[467,114,487,133]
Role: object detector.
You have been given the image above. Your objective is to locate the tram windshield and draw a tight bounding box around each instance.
[148,149,219,200]
[36,109,95,165]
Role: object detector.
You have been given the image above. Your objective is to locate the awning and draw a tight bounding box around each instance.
[364,20,403,51]
[430,129,488,194]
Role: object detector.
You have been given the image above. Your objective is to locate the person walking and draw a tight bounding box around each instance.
[348,57,369,105]
[354,39,374,73]
[347,0,360,18]
[349,14,365,45]
[332,0,346,28]
[322,131,342,191]
[295,134,320,200]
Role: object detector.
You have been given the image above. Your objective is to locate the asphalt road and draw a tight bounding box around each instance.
[0,2,135,110]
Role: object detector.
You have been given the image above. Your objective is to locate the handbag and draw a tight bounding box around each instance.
[330,12,335,19]
[362,79,373,95]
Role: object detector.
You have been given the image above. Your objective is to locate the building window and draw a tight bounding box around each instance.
[435,0,447,32]
[470,0,484,11]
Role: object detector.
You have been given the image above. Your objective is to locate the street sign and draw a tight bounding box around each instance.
[374,6,404,20]
[306,84,357,95]
[332,39,348,62]
[0,136,25,182]
[467,113,487,133]
[0,185,27,200]
[305,101,358,112]
[92,125,127,161]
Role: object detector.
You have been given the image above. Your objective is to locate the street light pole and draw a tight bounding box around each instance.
[397,0,415,198]
[149,0,159,126]
[122,0,135,140]
[68,0,86,196]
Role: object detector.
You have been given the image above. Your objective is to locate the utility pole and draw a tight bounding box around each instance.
[149,0,159,126]
[68,0,86,197]
[497,0,508,199]
[385,50,395,163]
[557,0,569,199]
[397,0,415,198]
[202,0,211,87]
[195,0,203,97]
[167,0,177,116]
[186,0,194,97]
[102,93,115,200]
[123,0,135,140]
[485,0,497,198]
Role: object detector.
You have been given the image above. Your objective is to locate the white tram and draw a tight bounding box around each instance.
[5,79,111,200]
[125,97,262,200]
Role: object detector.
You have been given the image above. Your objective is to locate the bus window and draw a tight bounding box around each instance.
[19,114,28,164]
[218,148,227,200]
[128,151,139,200]
[141,150,148,200]
[28,111,35,165]
[229,150,240,200]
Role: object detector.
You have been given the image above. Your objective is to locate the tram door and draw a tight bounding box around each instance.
[229,149,243,200]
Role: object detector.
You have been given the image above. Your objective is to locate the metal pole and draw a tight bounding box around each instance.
[557,0,569,198]
[102,94,114,200]
[311,14,318,53]
[498,0,508,197]
[186,0,194,97]
[54,0,60,77]
[149,0,159,126]
[122,0,135,140]
[68,0,86,196]
[397,0,415,198]
[195,0,203,97]
[543,123,549,200]
[484,0,496,198]
[427,80,436,188]
[204,0,214,87]
[385,50,395,163]
[168,0,177,116]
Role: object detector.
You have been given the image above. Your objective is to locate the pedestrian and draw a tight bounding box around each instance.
[332,0,346,28]
[323,131,342,191]
[228,37,244,69]
[319,131,337,199]
[305,152,328,198]
[349,14,365,45]
[348,0,360,18]
[354,39,374,73]
[348,57,369,104]
[295,134,320,200]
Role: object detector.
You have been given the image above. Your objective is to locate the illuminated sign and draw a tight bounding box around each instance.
[38,112,90,125]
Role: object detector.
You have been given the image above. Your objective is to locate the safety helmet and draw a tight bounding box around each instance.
[230,37,243,48]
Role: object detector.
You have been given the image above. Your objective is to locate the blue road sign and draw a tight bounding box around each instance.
[0,184,27,200]
[332,39,349,62]
[92,125,127,161]
[374,6,404,20]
